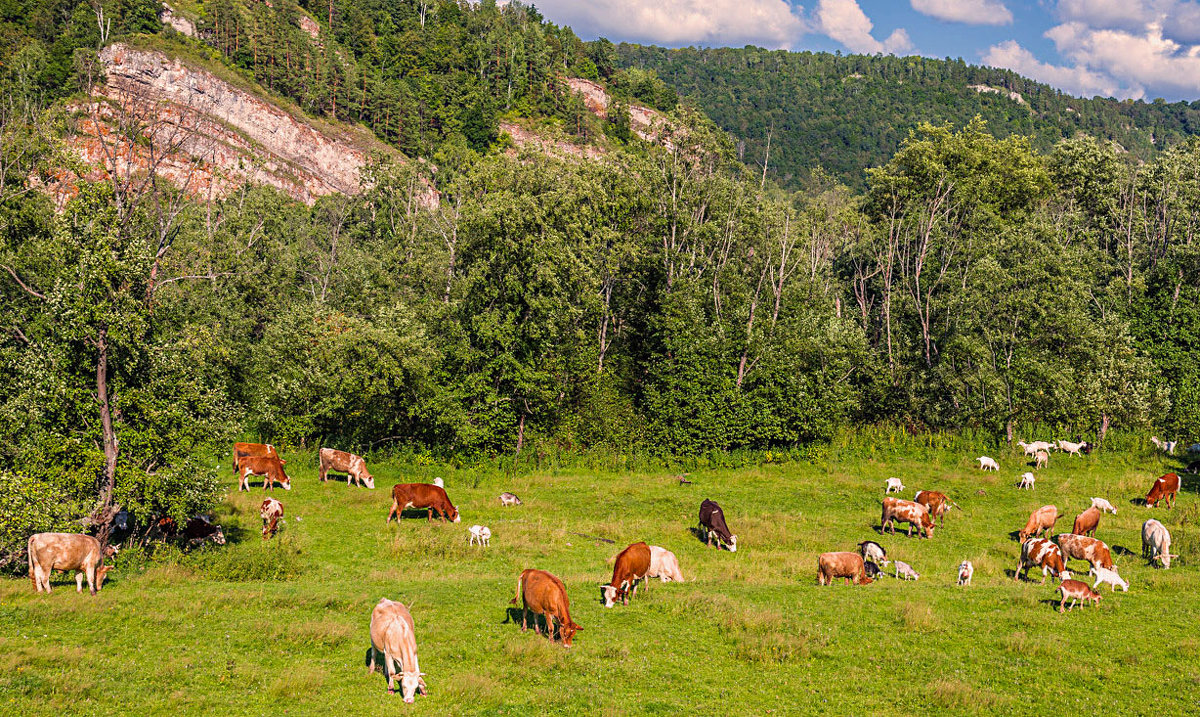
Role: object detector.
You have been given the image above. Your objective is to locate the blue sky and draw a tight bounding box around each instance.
[532,1,1200,101]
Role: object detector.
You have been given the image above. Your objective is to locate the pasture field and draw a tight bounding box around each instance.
[2,446,1199,715]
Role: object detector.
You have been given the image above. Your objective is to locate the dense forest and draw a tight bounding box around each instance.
[615,43,1200,189]
[1,1,1198,560]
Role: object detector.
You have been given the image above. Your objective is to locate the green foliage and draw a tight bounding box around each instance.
[0,473,80,571]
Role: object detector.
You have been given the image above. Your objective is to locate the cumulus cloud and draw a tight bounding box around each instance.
[983,39,1138,98]
[816,0,913,53]
[1046,21,1200,98]
[533,0,809,49]
[911,0,1013,26]
[1055,0,1156,31]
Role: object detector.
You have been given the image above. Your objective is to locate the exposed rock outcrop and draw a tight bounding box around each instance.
[969,84,1027,106]
[566,78,671,143]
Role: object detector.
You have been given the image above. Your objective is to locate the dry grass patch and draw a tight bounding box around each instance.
[897,600,938,631]
[279,619,356,648]
[267,665,327,699]
[926,678,1008,711]
[503,635,569,669]
[1000,630,1054,659]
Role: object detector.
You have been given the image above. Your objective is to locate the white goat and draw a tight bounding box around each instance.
[1088,566,1128,592]
[957,560,974,586]
[1089,497,1117,515]
[1034,450,1049,469]
[977,456,999,471]
[1057,440,1085,456]
[885,477,905,494]
[1017,472,1035,490]
[468,525,491,547]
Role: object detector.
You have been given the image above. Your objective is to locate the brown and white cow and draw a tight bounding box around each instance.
[232,442,280,474]
[367,598,426,702]
[1056,579,1102,613]
[914,490,955,527]
[260,498,283,539]
[510,569,582,647]
[881,497,935,538]
[27,533,118,595]
[1018,505,1061,542]
[698,499,737,551]
[817,551,873,585]
[1014,537,1071,584]
[1145,472,1180,509]
[319,448,375,489]
[648,545,685,582]
[1071,506,1102,537]
[386,484,460,523]
[601,542,651,607]
[1055,533,1114,570]
[238,455,292,492]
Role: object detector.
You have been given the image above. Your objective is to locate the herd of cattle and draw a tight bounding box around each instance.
[21,437,1194,702]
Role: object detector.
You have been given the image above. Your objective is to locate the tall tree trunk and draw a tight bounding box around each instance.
[515,412,526,455]
[92,328,120,550]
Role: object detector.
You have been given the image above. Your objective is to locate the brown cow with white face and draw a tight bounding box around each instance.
[1014,537,1070,584]
[1145,472,1180,509]
[602,542,651,607]
[367,598,426,702]
[239,455,292,492]
[260,498,283,539]
[914,490,954,527]
[1055,533,1114,570]
[881,497,935,538]
[1018,505,1061,542]
[319,448,374,489]
[28,533,118,595]
[510,569,582,647]
[817,552,873,585]
[232,442,280,474]
[387,484,459,523]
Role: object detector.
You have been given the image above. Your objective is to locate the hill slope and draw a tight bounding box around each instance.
[615,44,1200,187]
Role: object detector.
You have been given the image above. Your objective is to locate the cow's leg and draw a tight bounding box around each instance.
[521,607,528,632]
[85,561,97,595]
[76,572,85,592]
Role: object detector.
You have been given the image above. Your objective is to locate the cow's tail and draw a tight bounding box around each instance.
[510,573,523,606]
[26,535,36,586]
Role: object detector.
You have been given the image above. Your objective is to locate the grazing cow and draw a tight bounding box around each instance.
[1142,519,1177,569]
[232,442,280,473]
[318,448,375,489]
[1057,440,1085,456]
[1055,533,1114,570]
[885,477,905,494]
[880,497,935,539]
[1017,472,1035,490]
[499,492,522,507]
[1071,506,1102,537]
[150,515,226,546]
[1088,566,1129,592]
[957,560,974,586]
[977,456,999,471]
[1018,505,1061,543]
[1034,450,1049,470]
[1145,472,1180,509]
[387,484,460,523]
[27,533,118,595]
[468,525,491,547]
[510,569,581,647]
[601,542,651,607]
[1186,460,1200,475]
[894,560,919,580]
[1056,580,1101,613]
[1014,537,1070,584]
[817,552,873,585]
[238,455,292,492]
[648,546,684,583]
[367,598,426,701]
[698,499,737,552]
[260,498,283,539]
[914,490,955,527]
[1090,497,1117,515]
[857,540,889,567]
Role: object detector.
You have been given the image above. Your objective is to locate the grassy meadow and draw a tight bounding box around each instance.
[2,443,1199,715]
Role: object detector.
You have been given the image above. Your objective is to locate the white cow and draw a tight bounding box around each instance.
[1142,519,1177,569]
[368,598,427,702]
[885,477,905,494]
[1089,497,1117,515]
[468,525,491,547]
[1017,472,1035,490]
[977,456,999,471]
[647,545,684,582]
[1089,566,1129,592]
[957,560,974,586]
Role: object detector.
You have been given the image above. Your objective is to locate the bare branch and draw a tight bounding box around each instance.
[1,263,47,300]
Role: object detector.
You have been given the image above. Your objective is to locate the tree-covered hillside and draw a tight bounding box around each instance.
[613,43,1200,188]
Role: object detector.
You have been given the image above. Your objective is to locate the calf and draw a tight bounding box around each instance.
[857,540,889,567]
[319,448,374,489]
[1034,450,1049,469]
[957,560,974,586]
[893,560,919,580]
[648,545,684,582]
[1141,518,1177,569]
[1055,533,1114,570]
[881,497,934,538]
[510,569,581,647]
[1014,537,1070,584]
[367,598,427,701]
[885,477,905,493]
[1056,579,1101,613]
[1018,505,1061,543]
[387,484,460,523]
[977,456,999,471]
[1145,472,1180,509]
[468,525,491,547]
[27,533,118,595]
[238,455,292,492]
[1090,497,1117,514]
[817,552,872,585]
[1088,566,1128,592]
[1071,506,1102,537]
[914,490,954,527]
[1017,472,1035,490]
[499,492,523,507]
[260,498,283,539]
[233,442,280,474]
[698,499,738,552]
[602,542,651,607]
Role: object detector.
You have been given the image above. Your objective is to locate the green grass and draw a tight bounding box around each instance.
[3,448,1199,715]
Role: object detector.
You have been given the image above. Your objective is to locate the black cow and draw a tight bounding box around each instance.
[698,499,738,552]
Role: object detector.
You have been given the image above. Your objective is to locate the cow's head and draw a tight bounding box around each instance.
[211,527,226,546]
[856,573,873,585]
[399,670,424,703]
[277,465,292,490]
[1153,553,1179,568]
[449,504,460,523]
[362,471,375,490]
[560,620,582,648]
[600,584,622,608]
[727,535,737,552]
[1058,569,1072,582]
[922,514,936,537]
[97,564,115,590]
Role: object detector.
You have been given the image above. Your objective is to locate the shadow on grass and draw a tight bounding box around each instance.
[1112,544,1136,557]
[1129,497,1147,507]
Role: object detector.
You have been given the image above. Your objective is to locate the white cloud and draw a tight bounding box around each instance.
[983,39,1139,98]
[1055,0,1156,31]
[1046,21,1200,98]
[911,0,1013,26]
[816,0,913,54]
[533,0,809,49]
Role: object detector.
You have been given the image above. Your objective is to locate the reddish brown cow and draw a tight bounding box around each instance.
[319,448,375,489]
[510,569,582,647]
[1145,472,1180,509]
[1071,506,1102,537]
[239,455,292,492]
[1019,505,1061,542]
[881,497,935,538]
[232,442,280,474]
[1014,537,1070,584]
[914,490,954,527]
[602,542,651,607]
[1055,534,1114,570]
[817,552,873,585]
[387,484,460,523]
[28,533,118,595]
[260,498,283,539]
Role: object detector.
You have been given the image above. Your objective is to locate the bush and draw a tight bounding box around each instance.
[0,473,83,572]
